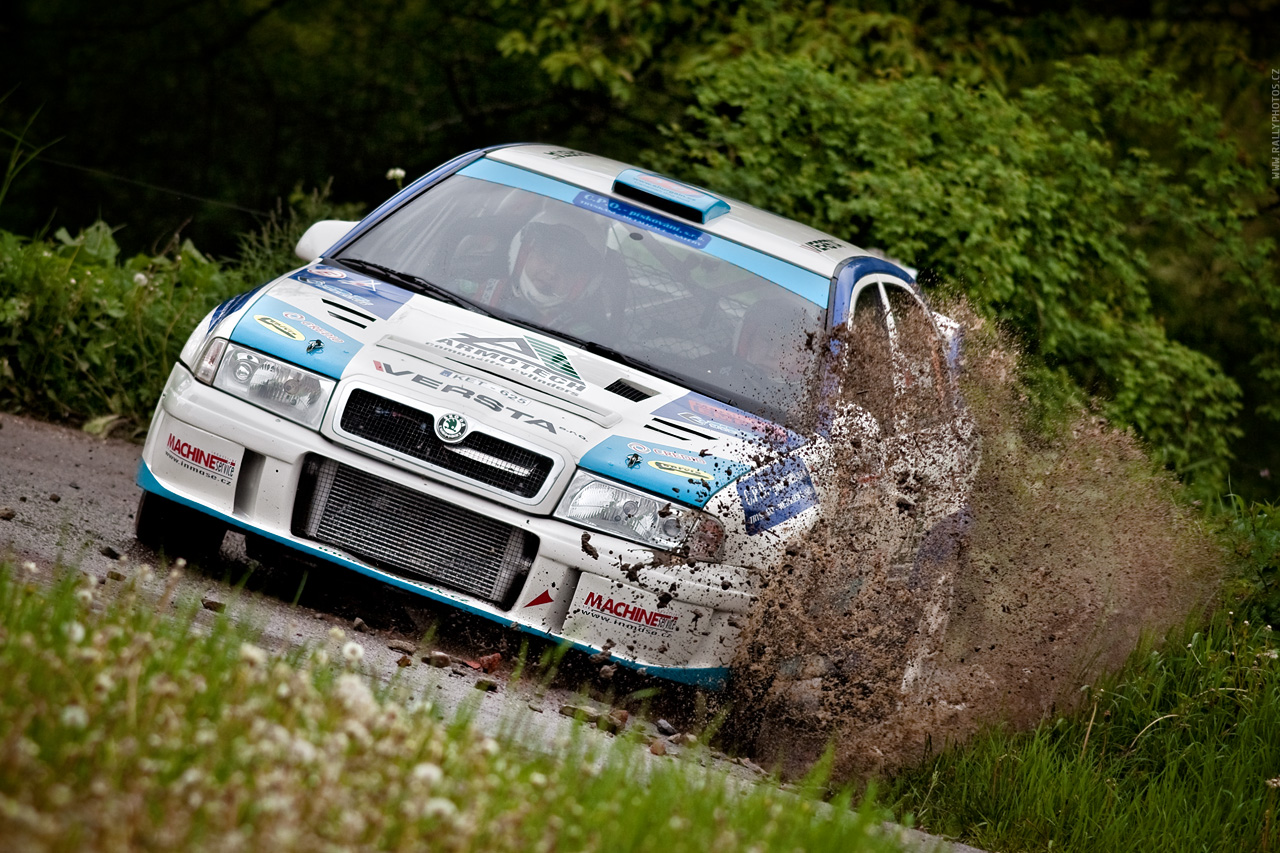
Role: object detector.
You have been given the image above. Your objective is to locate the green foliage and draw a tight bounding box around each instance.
[883,610,1280,852]
[236,182,365,288]
[1219,497,1280,629]
[647,52,1269,483]
[0,223,243,431]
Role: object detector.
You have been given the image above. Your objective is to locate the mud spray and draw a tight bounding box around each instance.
[723,302,1223,782]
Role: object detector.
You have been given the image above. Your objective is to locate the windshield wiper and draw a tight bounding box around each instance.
[335,257,494,316]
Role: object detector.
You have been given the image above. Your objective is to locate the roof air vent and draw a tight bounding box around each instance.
[612,169,730,224]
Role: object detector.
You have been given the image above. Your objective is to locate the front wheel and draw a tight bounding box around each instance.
[134,491,227,563]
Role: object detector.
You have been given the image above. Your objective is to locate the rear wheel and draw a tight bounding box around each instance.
[134,491,227,562]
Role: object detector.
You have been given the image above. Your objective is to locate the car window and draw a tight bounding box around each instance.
[337,174,826,425]
[843,283,896,432]
[884,284,952,431]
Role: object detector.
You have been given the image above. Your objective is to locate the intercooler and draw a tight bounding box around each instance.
[293,456,537,608]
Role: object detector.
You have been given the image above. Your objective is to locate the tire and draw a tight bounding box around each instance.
[134,490,227,563]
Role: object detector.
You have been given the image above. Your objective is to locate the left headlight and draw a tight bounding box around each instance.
[554,471,725,562]
[197,338,335,430]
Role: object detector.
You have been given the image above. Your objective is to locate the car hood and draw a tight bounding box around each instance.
[226,265,807,509]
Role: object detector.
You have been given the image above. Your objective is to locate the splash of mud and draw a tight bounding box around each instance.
[728,304,1223,782]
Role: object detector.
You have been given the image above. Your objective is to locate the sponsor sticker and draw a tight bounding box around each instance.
[428,333,586,396]
[736,454,819,536]
[254,315,304,340]
[651,392,806,451]
[282,311,344,344]
[579,436,751,508]
[289,265,413,319]
[648,460,711,482]
[572,191,711,249]
[164,432,238,487]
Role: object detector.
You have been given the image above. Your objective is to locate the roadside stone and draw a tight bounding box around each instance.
[476,652,502,673]
[48,494,61,503]
[475,679,498,692]
[201,597,226,613]
[352,617,368,632]
[424,651,451,667]
[671,732,697,746]
[656,718,677,736]
[0,507,15,521]
[387,639,416,654]
[396,655,413,668]
[528,702,543,713]
[597,715,622,734]
[559,704,600,724]
[106,570,126,581]
[649,739,667,756]
[99,545,121,560]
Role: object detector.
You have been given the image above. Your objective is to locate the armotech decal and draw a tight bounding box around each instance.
[582,590,679,635]
[427,334,587,396]
[254,315,304,340]
[374,361,559,434]
[165,433,238,485]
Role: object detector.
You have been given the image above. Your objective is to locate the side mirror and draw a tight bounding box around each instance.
[295,220,359,263]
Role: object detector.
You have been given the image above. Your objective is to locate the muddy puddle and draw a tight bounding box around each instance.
[723,304,1223,781]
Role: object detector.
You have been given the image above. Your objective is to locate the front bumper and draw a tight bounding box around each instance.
[138,363,753,688]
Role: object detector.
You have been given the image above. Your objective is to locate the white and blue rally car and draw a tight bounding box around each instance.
[136,144,976,689]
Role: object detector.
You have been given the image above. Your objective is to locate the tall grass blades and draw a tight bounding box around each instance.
[884,610,1280,852]
[0,560,904,852]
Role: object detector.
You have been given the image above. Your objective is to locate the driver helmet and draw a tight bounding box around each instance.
[510,214,605,308]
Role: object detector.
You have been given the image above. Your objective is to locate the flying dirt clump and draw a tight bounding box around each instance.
[727,303,1224,782]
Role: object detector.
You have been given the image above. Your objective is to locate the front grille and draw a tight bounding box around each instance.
[340,388,554,499]
[294,457,537,607]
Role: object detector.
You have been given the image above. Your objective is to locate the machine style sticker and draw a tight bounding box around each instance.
[568,574,680,637]
[427,333,587,396]
[289,265,413,320]
[651,392,806,451]
[230,294,363,380]
[579,436,751,508]
[735,454,819,536]
[164,432,239,486]
[373,360,560,434]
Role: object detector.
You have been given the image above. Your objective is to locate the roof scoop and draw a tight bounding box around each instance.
[612,169,730,224]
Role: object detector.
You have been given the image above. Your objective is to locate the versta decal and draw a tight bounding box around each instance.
[374,361,559,434]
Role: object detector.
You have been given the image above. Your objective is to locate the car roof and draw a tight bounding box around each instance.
[486,144,875,280]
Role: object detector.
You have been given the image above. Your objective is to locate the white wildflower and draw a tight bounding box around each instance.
[290,737,318,765]
[313,649,330,667]
[329,626,346,642]
[385,167,406,182]
[480,737,499,756]
[423,798,457,819]
[133,272,148,287]
[529,771,548,788]
[174,557,187,569]
[334,673,379,722]
[65,622,86,644]
[239,643,268,667]
[75,587,93,605]
[23,561,37,575]
[1268,777,1280,789]
[412,762,443,786]
[94,672,115,695]
[342,640,364,665]
[60,705,88,729]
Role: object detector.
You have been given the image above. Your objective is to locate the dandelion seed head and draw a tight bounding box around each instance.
[480,737,499,756]
[76,587,93,605]
[133,272,148,286]
[240,643,267,667]
[329,626,346,642]
[385,167,406,181]
[413,762,443,785]
[423,797,456,819]
[529,771,547,788]
[60,705,88,729]
[22,561,38,575]
[65,622,86,644]
[342,640,364,664]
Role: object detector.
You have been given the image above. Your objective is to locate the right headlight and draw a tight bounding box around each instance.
[196,339,335,430]
[554,471,725,562]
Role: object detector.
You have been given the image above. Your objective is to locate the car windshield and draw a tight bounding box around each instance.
[336,163,828,424]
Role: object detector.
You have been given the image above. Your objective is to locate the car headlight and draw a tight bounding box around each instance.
[196,339,335,429]
[555,471,725,562]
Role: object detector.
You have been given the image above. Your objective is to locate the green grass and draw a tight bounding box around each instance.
[882,608,1280,851]
[0,558,905,852]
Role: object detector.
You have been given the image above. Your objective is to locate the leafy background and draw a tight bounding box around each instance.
[0,0,1277,498]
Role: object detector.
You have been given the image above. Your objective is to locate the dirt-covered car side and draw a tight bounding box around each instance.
[135,143,977,689]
